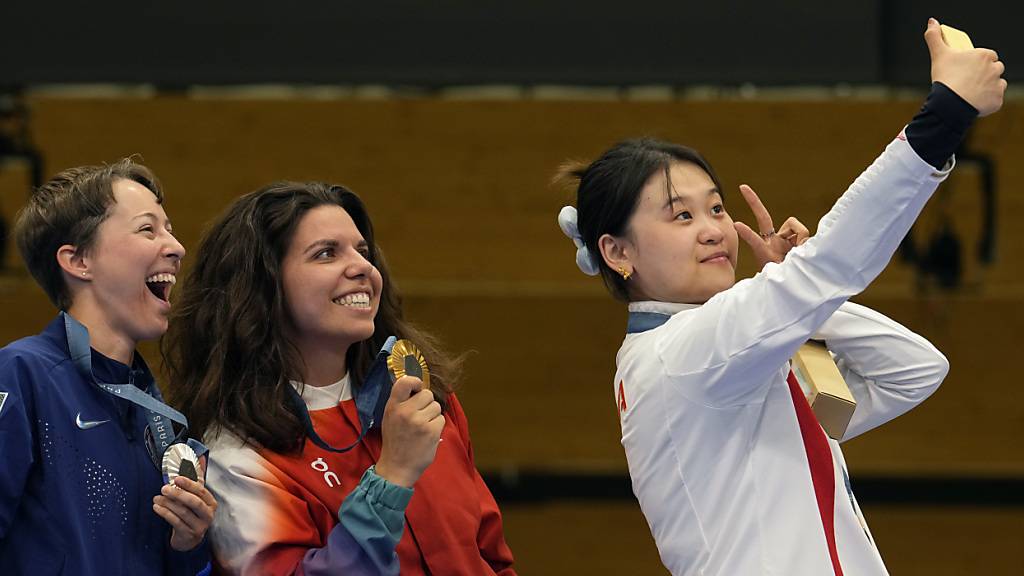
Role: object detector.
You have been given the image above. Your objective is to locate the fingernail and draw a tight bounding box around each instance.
[928,17,937,25]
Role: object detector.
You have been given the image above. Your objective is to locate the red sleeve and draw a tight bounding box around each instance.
[446,394,517,575]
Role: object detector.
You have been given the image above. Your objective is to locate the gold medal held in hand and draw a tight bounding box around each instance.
[387,339,431,390]
[939,24,974,51]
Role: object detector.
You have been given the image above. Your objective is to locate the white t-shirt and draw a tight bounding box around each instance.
[289,374,352,410]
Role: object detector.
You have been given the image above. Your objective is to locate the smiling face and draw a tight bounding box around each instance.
[80,178,185,345]
[601,160,738,304]
[280,204,383,361]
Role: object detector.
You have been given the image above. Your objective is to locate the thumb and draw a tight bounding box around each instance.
[388,376,423,405]
[734,221,762,248]
[924,18,947,58]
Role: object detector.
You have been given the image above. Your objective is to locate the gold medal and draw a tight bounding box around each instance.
[387,339,431,390]
[792,342,856,440]
[939,24,974,51]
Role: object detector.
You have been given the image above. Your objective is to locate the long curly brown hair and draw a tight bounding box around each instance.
[162,182,458,454]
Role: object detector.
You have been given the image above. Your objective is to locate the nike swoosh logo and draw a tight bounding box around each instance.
[75,412,111,430]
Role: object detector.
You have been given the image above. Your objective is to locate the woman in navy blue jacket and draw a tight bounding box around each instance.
[0,159,217,575]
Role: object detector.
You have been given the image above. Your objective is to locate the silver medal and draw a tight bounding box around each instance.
[161,443,200,483]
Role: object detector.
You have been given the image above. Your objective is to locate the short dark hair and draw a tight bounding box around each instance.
[14,158,163,310]
[163,182,460,454]
[561,138,723,301]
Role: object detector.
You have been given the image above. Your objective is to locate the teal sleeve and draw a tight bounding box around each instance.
[342,465,413,537]
[300,466,413,575]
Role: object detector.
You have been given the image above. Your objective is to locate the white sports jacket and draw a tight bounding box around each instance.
[615,135,952,575]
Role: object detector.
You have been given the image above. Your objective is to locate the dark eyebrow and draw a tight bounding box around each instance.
[664,187,720,210]
[303,239,339,255]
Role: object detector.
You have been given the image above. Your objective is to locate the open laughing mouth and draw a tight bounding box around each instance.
[145,273,176,303]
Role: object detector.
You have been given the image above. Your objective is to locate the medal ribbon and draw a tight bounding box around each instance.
[62,312,202,468]
[288,336,397,453]
[786,370,843,575]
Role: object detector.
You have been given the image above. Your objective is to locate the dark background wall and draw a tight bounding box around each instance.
[2,1,1020,87]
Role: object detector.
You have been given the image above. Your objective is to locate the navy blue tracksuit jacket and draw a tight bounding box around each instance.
[0,314,208,575]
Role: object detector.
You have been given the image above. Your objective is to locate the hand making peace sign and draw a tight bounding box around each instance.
[733,184,811,269]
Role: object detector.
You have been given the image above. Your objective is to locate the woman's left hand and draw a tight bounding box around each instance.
[733,184,811,269]
[153,456,218,551]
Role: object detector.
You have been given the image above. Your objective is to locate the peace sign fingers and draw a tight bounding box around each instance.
[737,184,776,238]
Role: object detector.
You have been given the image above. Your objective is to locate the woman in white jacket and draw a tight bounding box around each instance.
[556,19,1006,576]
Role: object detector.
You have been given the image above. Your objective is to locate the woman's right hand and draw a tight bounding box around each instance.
[374,376,445,488]
[926,18,1007,117]
[733,184,811,269]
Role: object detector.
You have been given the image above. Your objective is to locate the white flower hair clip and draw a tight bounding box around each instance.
[557,206,600,276]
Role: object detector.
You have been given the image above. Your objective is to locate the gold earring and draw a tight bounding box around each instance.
[619,267,632,281]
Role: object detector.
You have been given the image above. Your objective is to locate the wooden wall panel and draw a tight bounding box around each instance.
[862,506,1024,575]
[2,96,1022,477]
[18,97,1024,288]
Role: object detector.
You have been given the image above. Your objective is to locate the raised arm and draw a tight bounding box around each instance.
[653,20,1004,407]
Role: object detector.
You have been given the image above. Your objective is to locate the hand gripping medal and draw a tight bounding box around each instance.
[162,443,200,483]
[387,339,430,389]
[287,337,415,454]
